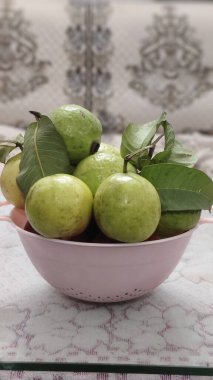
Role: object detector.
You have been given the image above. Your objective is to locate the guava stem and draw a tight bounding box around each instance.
[123,157,129,174]
[148,133,164,158]
[16,142,23,151]
[90,141,100,154]
[123,134,164,173]
[123,146,152,173]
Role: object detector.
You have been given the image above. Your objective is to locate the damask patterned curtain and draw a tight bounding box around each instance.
[0,0,213,134]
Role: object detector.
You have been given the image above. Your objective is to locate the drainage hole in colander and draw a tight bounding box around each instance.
[57,287,146,301]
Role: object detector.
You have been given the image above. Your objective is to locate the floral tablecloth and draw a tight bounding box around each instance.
[0,197,213,379]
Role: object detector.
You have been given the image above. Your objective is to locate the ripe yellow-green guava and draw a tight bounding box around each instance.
[73,152,136,196]
[25,174,93,238]
[156,210,201,237]
[50,104,102,164]
[0,153,25,208]
[94,172,161,243]
[98,142,120,155]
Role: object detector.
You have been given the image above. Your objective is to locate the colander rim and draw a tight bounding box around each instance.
[15,220,196,248]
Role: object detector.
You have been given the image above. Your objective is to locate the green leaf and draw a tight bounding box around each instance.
[141,163,213,211]
[0,143,16,163]
[12,133,24,147]
[152,121,175,163]
[120,112,167,168]
[17,113,72,195]
[167,140,197,167]
[120,113,198,171]
[0,133,24,163]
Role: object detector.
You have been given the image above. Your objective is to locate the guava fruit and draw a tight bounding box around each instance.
[25,174,93,238]
[0,153,25,208]
[73,152,136,196]
[93,172,161,243]
[98,142,120,155]
[50,104,102,164]
[156,210,201,237]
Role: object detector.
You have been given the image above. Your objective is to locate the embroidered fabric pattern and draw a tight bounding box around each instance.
[127,6,213,111]
[0,0,50,103]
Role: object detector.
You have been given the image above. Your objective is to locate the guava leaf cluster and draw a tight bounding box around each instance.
[120,112,213,213]
[120,112,197,170]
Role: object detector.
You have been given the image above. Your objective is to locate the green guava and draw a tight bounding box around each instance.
[93,172,161,243]
[25,174,93,238]
[156,210,201,237]
[0,153,25,208]
[50,104,102,164]
[73,152,136,196]
[98,142,120,155]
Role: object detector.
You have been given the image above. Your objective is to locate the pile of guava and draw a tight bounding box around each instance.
[0,105,212,243]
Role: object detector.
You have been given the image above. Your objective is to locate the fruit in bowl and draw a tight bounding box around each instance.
[0,106,212,302]
[94,172,161,243]
[25,174,93,239]
[156,210,201,237]
[0,153,25,208]
[73,151,136,196]
[97,142,120,156]
[50,104,102,164]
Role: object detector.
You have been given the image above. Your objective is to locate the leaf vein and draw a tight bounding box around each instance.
[34,121,45,177]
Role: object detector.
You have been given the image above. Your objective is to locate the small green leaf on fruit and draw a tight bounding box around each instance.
[12,133,24,148]
[0,143,16,163]
[0,134,24,163]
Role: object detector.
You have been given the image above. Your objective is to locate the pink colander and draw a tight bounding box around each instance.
[0,201,212,303]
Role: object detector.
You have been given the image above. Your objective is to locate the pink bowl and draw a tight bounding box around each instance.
[1,204,212,303]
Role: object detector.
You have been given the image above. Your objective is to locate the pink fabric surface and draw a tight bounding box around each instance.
[0,200,213,379]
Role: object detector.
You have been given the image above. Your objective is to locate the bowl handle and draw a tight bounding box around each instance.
[199,207,213,225]
[0,200,12,223]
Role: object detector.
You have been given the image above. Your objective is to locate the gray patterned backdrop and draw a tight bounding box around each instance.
[0,0,213,134]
